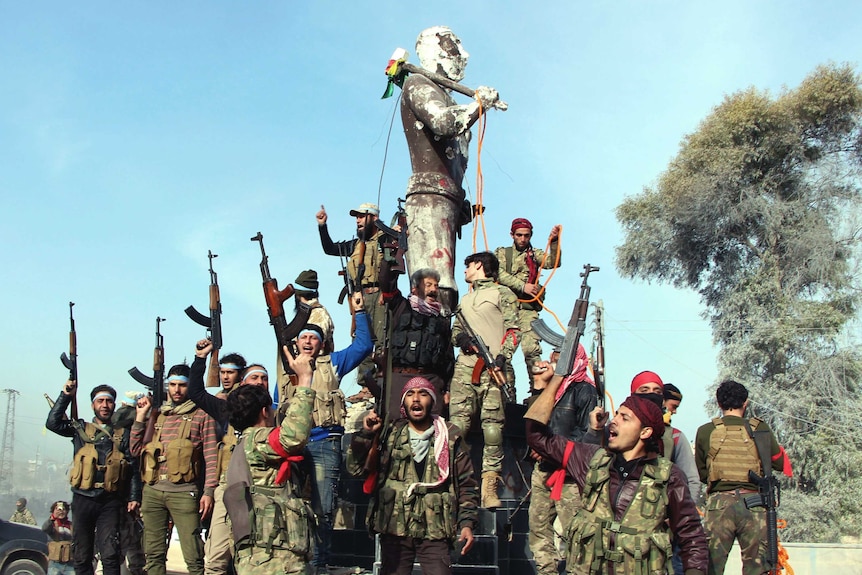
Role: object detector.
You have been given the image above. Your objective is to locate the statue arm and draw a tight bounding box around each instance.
[404,75,484,136]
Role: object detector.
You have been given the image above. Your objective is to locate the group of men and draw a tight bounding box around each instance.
[43,24,791,575]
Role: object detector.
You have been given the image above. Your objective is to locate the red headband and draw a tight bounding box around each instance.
[511,218,533,233]
[630,370,664,393]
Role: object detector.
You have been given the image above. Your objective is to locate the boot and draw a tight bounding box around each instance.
[481,471,502,509]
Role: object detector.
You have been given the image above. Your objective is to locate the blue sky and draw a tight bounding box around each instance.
[2,1,859,463]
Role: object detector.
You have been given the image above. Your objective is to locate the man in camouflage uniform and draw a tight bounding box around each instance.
[10,498,36,525]
[317,203,384,381]
[695,380,792,575]
[450,251,519,508]
[527,346,597,575]
[347,377,479,575]
[494,217,561,398]
[223,352,316,575]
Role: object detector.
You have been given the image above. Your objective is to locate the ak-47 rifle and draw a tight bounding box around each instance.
[591,300,606,409]
[375,199,408,274]
[59,301,79,420]
[128,317,166,445]
[531,264,600,378]
[454,308,513,403]
[362,306,394,495]
[250,232,311,373]
[185,250,222,388]
[744,426,782,573]
[337,236,367,337]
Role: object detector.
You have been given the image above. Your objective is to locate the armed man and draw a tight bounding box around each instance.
[316,203,384,381]
[450,251,519,508]
[347,376,479,575]
[223,351,317,575]
[46,382,142,575]
[525,373,708,574]
[131,364,219,575]
[695,380,792,575]
[277,292,372,574]
[527,346,597,575]
[372,257,455,418]
[494,217,561,398]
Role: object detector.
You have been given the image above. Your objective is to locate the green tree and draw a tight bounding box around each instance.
[615,63,862,541]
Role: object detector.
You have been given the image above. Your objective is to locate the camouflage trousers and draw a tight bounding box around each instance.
[704,491,769,575]
[505,307,543,393]
[449,363,505,474]
[234,544,310,575]
[356,289,386,383]
[528,466,582,575]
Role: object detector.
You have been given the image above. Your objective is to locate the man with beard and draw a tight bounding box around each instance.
[401,26,503,311]
[372,259,455,418]
[280,293,372,575]
[494,217,562,398]
[46,383,142,575]
[525,375,708,575]
[131,364,219,575]
[347,377,479,575]
[317,202,384,381]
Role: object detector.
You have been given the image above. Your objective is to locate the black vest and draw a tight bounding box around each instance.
[391,308,452,374]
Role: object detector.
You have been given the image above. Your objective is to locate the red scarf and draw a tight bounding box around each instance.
[267,428,304,486]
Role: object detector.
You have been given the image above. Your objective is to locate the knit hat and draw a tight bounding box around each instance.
[349,203,380,217]
[663,383,683,402]
[620,394,666,440]
[399,376,437,418]
[295,270,319,295]
[510,217,533,233]
[630,370,664,393]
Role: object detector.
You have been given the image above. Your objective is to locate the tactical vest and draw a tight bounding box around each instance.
[348,231,382,286]
[285,356,345,428]
[502,245,543,311]
[566,450,673,575]
[367,421,459,541]
[69,422,129,492]
[216,424,239,484]
[223,432,312,560]
[660,427,682,459]
[391,308,451,371]
[707,417,763,483]
[141,412,201,485]
[47,541,72,563]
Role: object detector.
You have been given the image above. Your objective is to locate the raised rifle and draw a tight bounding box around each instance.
[129,317,166,445]
[531,264,599,378]
[59,301,79,420]
[185,250,222,388]
[250,232,311,372]
[454,307,513,402]
[591,300,606,409]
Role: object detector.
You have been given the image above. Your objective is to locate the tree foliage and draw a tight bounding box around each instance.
[615,63,862,541]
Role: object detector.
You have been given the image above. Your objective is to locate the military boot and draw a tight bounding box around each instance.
[481,471,502,509]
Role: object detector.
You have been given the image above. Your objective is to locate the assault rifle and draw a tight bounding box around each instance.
[59,301,79,420]
[337,237,367,338]
[250,232,311,372]
[374,198,408,273]
[531,263,600,377]
[591,300,606,409]
[744,426,782,573]
[185,250,222,388]
[128,317,166,445]
[454,308,513,403]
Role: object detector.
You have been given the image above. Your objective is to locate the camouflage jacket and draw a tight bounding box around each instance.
[347,419,478,541]
[494,241,560,310]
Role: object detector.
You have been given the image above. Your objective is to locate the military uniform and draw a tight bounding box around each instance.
[45,392,142,575]
[450,278,519,477]
[347,418,479,575]
[224,387,316,575]
[494,238,560,393]
[526,420,709,574]
[695,416,787,575]
[10,508,36,525]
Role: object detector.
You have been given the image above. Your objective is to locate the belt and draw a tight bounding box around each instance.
[712,488,758,498]
[393,367,425,374]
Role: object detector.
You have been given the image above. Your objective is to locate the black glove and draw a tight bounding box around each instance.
[456,333,474,354]
[494,354,507,370]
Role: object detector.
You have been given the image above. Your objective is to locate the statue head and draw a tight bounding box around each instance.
[416,26,469,82]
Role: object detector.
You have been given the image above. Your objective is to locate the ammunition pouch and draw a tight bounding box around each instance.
[70,423,127,492]
[143,413,200,484]
[313,389,346,429]
[141,442,164,485]
[70,443,99,490]
[216,427,238,484]
[103,448,130,492]
[47,541,72,563]
[245,484,312,558]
